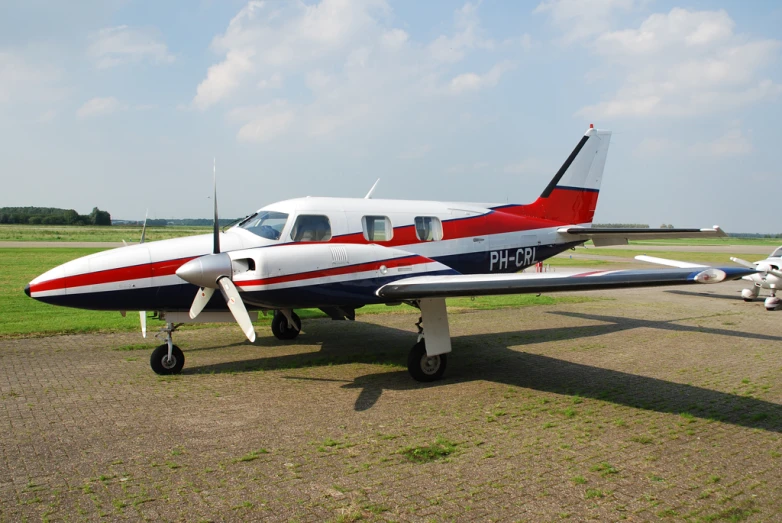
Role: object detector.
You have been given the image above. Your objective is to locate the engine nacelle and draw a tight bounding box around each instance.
[224,243,452,304]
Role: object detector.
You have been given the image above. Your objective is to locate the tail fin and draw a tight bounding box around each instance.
[510,126,612,224]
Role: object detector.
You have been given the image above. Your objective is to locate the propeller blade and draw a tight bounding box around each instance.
[730,257,756,269]
[213,157,220,255]
[139,311,147,338]
[217,277,256,342]
[190,287,216,319]
[140,209,148,244]
[769,269,782,280]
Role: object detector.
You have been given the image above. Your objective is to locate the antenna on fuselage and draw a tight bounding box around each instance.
[364,178,380,199]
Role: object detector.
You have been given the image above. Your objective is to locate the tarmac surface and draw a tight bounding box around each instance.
[1,281,781,521]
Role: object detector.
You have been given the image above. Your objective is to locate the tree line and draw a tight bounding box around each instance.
[0,207,111,226]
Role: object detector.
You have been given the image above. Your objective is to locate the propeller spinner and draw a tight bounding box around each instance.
[175,159,256,342]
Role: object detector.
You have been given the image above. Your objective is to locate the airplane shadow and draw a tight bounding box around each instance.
[185,314,782,432]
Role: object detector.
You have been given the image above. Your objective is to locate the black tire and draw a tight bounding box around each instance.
[271,311,301,340]
[150,344,185,375]
[407,340,447,382]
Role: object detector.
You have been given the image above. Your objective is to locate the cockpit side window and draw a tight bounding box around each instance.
[238,211,288,240]
[291,214,332,242]
[414,216,443,241]
[772,247,782,258]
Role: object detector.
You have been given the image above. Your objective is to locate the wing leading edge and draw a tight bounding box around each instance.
[376,266,756,300]
[558,226,725,247]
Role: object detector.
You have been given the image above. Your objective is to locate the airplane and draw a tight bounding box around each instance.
[636,248,782,311]
[24,125,755,382]
[730,249,782,310]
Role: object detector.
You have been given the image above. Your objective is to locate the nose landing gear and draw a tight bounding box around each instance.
[150,322,185,375]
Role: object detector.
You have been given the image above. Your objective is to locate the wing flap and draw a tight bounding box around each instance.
[376,267,755,300]
[635,255,707,269]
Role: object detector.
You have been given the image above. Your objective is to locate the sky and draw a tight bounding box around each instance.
[1,0,781,232]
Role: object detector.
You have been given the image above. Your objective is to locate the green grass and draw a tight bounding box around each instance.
[399,436,457,463]
[1,247,599,338]
[0,224,210,243]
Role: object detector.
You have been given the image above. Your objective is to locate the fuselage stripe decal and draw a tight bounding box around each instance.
[29,256,198,294]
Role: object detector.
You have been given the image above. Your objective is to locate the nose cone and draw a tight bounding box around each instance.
[24,283,31,297]
[176,253,233,289]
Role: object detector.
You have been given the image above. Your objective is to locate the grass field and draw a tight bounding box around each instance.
[0,224,210,242]
[0,248,596,338]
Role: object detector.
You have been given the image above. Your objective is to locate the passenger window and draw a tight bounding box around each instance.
[414,216,442,241]
[290,215,332,242]
[362,216,393,242]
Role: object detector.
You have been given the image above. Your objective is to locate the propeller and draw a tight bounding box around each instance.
[140,210,148,338]
[175,158,256,342]
[731,257,782,279]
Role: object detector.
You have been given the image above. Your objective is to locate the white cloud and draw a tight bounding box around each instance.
[562,7,782,118]
[194,1,517,143]
[257,72,283,89]
[689,128,753,157]
[534,0,637,43]
[88,25,175,69]
[77,97,121,118]
[428,2,495,63]
[194,0,389,109]
[449,61,514,94]
[228,101,295,143]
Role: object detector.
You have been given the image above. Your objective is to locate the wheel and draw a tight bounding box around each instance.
[407,340,447,382]
[150,344,185,375]
[271,311,301,340]
[764,296,780,311]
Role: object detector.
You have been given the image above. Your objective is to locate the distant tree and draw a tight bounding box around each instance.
[28,216,42,224]
[89,207,112,226]
[63,209,80,224]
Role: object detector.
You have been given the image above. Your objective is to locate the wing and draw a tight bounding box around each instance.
[376,266,755,300]
[557,226,725,247]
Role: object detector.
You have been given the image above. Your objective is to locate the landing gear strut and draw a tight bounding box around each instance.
[150,322,184,375]
[406,299,451,382]
[764,291,780,311]
[271,310,301,340]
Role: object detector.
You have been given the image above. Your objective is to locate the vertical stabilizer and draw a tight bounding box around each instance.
[507,126,611,224]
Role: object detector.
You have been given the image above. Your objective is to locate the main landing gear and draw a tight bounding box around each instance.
[150,322,184,375]
[765,291,780,311]
[271,310,301,340]
[406,299,451,383]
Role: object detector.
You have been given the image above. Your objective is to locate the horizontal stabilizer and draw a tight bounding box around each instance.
[376,266,755,300]
[557,226,725,247]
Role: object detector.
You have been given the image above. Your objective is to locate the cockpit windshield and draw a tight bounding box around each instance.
[238,211,288,240]
[771,246,782,258]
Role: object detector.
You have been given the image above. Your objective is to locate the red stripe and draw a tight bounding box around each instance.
[572,271,607,278]
[236,255,433,288]
[501,188,599,224]
[30,256,197,294]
